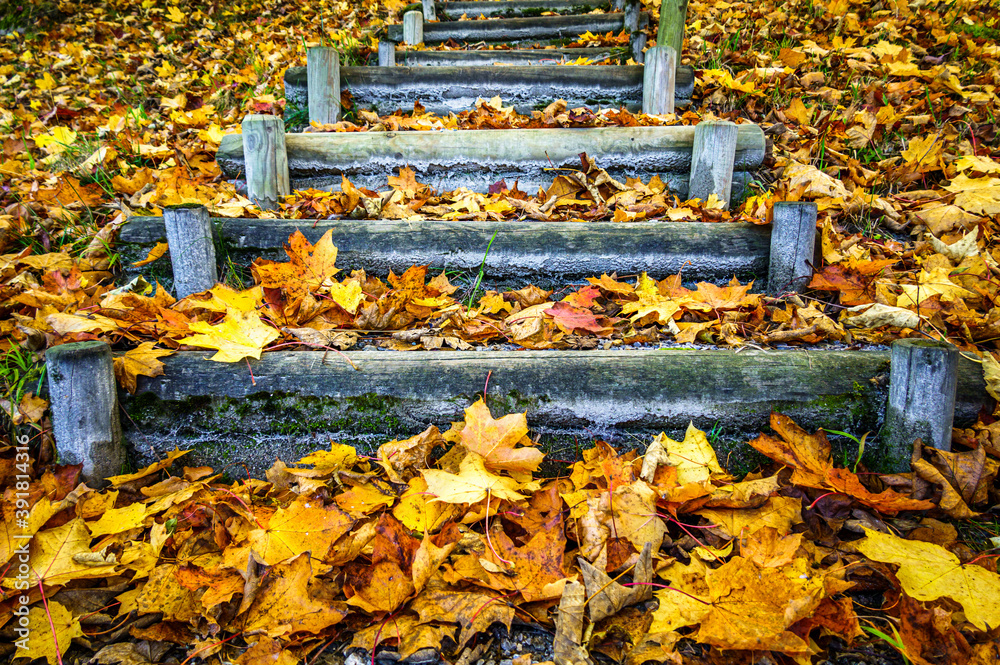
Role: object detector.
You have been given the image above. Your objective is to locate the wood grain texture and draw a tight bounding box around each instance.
[883,340,959,470]
[131,348,987,433]
[121,218,772,286]
[162,204,218,298]
[622,0,640,31]
[412,0,613,18]
[403,10,423,44]
[767,202,817,295]
[241,114,289,210]
[47,341,124,485]
[123,348,986,475]
[392,47,641,66]
[642,46,676,115]
[218,124,765,195]
[657,0,689,54]
[688,120,739,209]
[386,12,647,43]
[285,63,696,114]
[306,47,340,124]
[378,40,395,66]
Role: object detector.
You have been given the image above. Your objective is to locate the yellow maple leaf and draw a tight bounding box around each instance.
[296,442,358,470]
[701,69,757,94]
[105,448,189,485]
[166,5,186,22]
[421,452,527,505]
[955,154,1000,174]
[884,60,922,76]
[246,496,354,565]
[983,352,1000,402]
[198,123,225,144]
[88,502,148,537]
[329,280,365,314]
[393,476,455,532]
[15,519,115,587]
[33,126,77,154]
[26,602,84,665]
[113,342,173,394]
[448,399,543,476]
[900,135,942,172]
[896,267,975,309]
[621,272,680,324]
[944,173,1000,215]
[642,423,726,485]
[185,284,262,315]
[784,98,811,125]
[858,529,1000,631]
[178,309,279,362]
[35,72,57,91]
[155,60,177,78]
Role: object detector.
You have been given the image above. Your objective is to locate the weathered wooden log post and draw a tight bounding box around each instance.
[421,0,436,21]
[403,10,424,45]
[46,341,125,485]
[688,120,739,208]
[623,0,641,32]
[883,340,958,471]
[642,46,676,115]
[767,202,817,296]
[164,204,217,298]
[657,0,689,56]
[378,40,396,67]
[307,47,341,125]
[624,0,645,63]
[242,114,289,211]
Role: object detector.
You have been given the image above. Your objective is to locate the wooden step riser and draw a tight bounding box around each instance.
[291,64,694,115]
[401,0,614,19]
[122,349,988,477]
[285,65,694,116]
[216,125,766,198]
[389,47,630,66]
[384,12,646,44]
[119,219,772,288]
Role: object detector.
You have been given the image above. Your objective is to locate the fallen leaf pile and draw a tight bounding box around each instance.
[3,408,1000,665]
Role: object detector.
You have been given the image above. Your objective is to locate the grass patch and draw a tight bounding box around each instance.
[0,0,61,36]
[0,346,46,444]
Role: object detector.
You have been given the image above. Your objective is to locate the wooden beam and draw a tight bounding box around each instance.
[120,218,772,286]
[124,348,987,476]
[218,125,765,196]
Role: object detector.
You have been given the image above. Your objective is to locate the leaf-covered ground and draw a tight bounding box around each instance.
[4,406,1000,665]
[2,0,1000,662]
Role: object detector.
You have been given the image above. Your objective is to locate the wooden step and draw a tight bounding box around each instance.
[285,64,694,115]
[216,124,766,198]
[389,46,631,66]
[402,0,614,19]
[123,348,988,476]
[384,12,647,44]
[119,218,771,288]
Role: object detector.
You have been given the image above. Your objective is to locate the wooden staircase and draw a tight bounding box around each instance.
[47,0,986,485]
